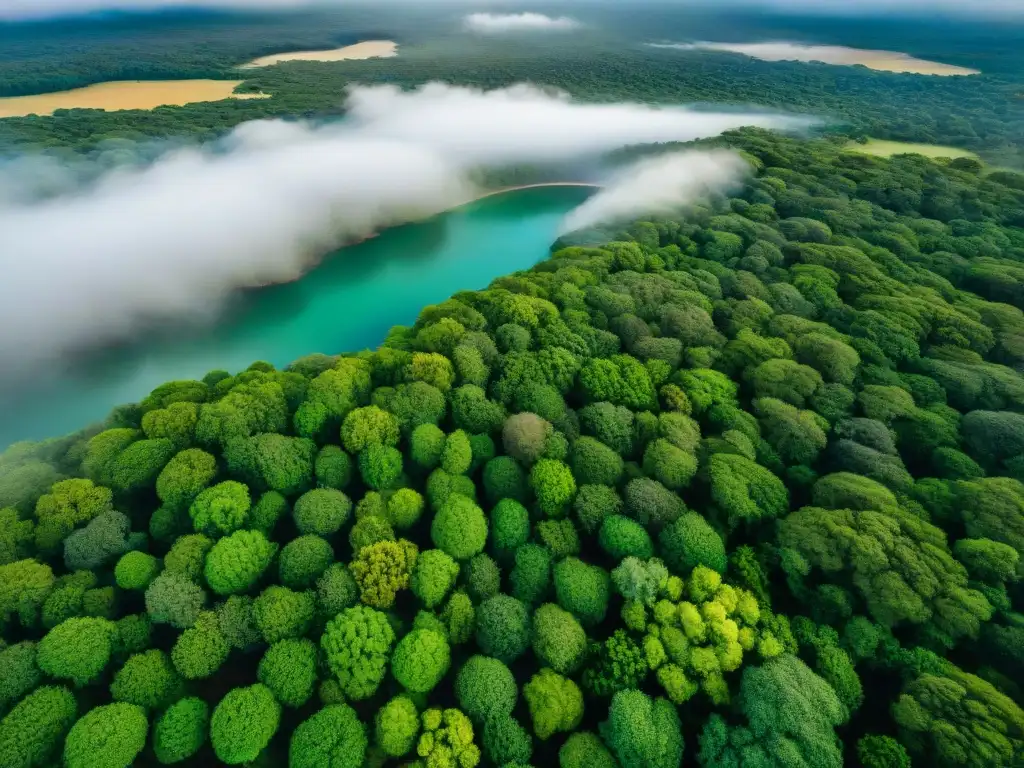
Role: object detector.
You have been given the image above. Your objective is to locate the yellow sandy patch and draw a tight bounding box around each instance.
[650,41,979,76]
[0,80,268,118]
[845,139,980,160]
[241,40,398,68]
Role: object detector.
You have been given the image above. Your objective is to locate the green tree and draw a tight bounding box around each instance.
[258,638,318,708]
[392,628,451,693]
[600,690,683,768]
[253,586,315,643]
[532,602,587,675]
[455,655,518,724]
[188,480,250,537]
[375,695,419,758]
[37,616,115,686]
[351,539,418,609]
[204,529,277,596]
[475,594,531,663]
[292,488,352,536]
[553,557,610,627]
[171,610,229,679]
[289,703,368,768]
[114,551,160,591]
[524,668,584,740]
[432,495,488,561]
[210,684,281,765]
[0,685,77,768]
[411,549,460,610]
[321,605,395,701]
[110,649,183,710]
[153,697,209,765]
[63,703,148,768]
[279,535,334,589]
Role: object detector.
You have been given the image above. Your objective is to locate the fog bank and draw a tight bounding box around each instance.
[462,12,582,33]
[0,82,810,375]
[560,150,750,233]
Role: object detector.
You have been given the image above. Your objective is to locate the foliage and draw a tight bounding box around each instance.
[110,649,183,709]
[290,703,368,768]
[392,628,451,694]
[351,539,418,609]
[37,616,115,686]
[210,683,281,764]
[257,638,318,708]
[0,685,77,768]
[204,529,277,595]
[415,708,481,768]
[455,655,518,723]
[63,702,147,768]
[321,605,395,701]
[476,594,531,663]
[600,690,683,768]
[153,697,209,765]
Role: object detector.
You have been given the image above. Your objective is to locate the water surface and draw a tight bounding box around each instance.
[0,185,591,448]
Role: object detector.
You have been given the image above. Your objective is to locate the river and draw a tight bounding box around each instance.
[0,184,593,449]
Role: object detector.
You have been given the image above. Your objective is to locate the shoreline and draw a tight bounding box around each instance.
[250,181,600,288]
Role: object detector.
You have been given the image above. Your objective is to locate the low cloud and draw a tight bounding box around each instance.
[0,82,810,375]
[462,12,582,34]
[560,150,750,234]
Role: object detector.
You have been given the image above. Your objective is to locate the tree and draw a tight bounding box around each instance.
[351,539,417,609]
[258,638,318,708]
[321,605,395,700]
[217,595,262,651]
[659,512,726,574]
[108,438,176,493]
[316,563,359,619]
[432,495,488,561]
[289,703,368,768]
[224,433,315,496]
[708,453,789,531]
[204,529,277,596]
[279,535,334,589]
[375,696,419,758]
[387,488,425,530]
[483,456,528,504]
[358,445,403,490]
[33,478,112,554]
[110,649,183,710]
[37,616,115,686]
[579,402,635,455]
[188,480,250,537]
[482,714,533,766]
[642,438,697,491]
[210,684,281,765]
[292,489,352,537]
[504,413,553,465]
[114,551,160,591]
[559,732,618,768]
[530,459,577,517]
[475,594,531,663]
[0,685,77,768]
[63,510,131,571]
[600,690,683,768]
[857,735,911,768]
[524,668,584,740]
[411,549,460,609]
[171,610,230,679]
[623,477,686,531]
[63,703,147,768]
[779,506,992,644]
[341,406,400,454]
[143,572,204,629]
[153,697,209,765]
[893,666,1024,768]
[441,430,473,475]
[754,397,828,466]
[253,586,315,643]
[532,603,587,674]
[411,423,446,470]
[751,358,824,407]
[392,628,451,693]
[572,436,625,486]
[510,543,552,605]
[314,445,352,490]
[698,655,846,768]
[455,655,518,723]
[0,642,41,710]
[554,557,610,627]
[489,498,530,563]
[599,515,654,561]
[415,708,481,768]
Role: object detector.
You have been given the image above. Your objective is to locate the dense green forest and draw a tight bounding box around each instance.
[3,128,1024,766]
[0,9,1022,166]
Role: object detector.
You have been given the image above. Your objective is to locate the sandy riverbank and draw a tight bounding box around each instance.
[0,80,267,118]
[241,40,398,68]
[649,41,979,76]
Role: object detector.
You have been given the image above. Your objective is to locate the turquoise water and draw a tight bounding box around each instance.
[0,185,592,448]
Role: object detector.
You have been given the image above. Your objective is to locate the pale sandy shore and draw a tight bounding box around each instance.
[241,40,398,68]
[0,80,268,118]
[649,41,979,76]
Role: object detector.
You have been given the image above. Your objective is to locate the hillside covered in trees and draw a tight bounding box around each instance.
[0,9,1022,166]
[2,129,1024,767]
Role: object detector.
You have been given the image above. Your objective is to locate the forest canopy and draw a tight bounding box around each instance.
[1,128,1024,766]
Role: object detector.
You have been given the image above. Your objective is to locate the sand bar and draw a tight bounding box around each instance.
[845,139,979,160]
[241,40,398,68]
[649,41,979,76]
[0,80,268,118]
